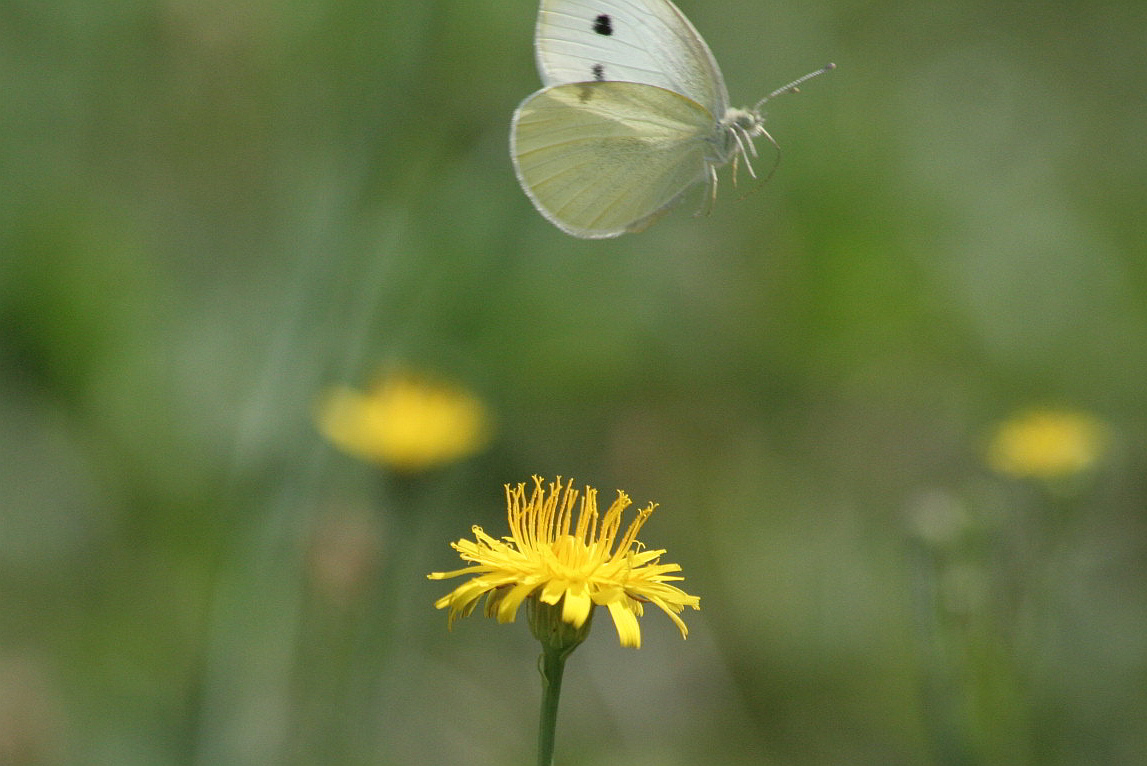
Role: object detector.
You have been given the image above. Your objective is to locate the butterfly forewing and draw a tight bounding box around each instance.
[535,0,729,115]
[511,81,715,238]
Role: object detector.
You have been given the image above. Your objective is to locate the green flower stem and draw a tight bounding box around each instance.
[537,644,568,766]
[529,597,592,766]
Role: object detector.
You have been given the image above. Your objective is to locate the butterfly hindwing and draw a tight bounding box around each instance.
[511,80,715,238]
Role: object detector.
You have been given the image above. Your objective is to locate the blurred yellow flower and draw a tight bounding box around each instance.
[986,408,1108,479]
[317,371,491,472]
[428,476,699,649]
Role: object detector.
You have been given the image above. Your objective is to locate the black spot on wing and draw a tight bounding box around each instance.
[591,63,605,81]
[592,14,612,36]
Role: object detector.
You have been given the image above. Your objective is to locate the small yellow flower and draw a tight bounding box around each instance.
[317,370,491,473]
[986,408,1108,479]
[428,476,699,649]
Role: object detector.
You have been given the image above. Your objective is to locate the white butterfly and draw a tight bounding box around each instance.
[510,0,833,239]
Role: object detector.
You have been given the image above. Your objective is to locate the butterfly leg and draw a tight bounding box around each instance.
[757,127,782,184]
[694,163,719,217]
[731,127,758,181]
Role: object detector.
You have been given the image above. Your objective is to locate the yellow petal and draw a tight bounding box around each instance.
[496,581,538,623]
[606,601,642,649]
[561,586,593,627]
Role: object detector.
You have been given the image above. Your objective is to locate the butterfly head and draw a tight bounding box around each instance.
[723,107,766,135]
[713,107,772,180]
[714,64,836,180]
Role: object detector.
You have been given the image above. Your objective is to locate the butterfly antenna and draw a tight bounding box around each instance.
[753,62,836,111]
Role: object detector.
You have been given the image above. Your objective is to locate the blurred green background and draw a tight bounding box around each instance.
[2,0,1145,764]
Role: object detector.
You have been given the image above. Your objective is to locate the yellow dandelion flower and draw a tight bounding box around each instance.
[428,476,700,649]
[317,370,491,473]
[986,408,1108,479]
